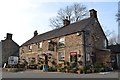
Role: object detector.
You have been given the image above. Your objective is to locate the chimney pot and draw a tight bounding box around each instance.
[6,33,12,40]
[89,9,97,18]
[34,30,38,37]
[63,17,70,26]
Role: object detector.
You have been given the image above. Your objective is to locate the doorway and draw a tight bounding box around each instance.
[70,52,77,68]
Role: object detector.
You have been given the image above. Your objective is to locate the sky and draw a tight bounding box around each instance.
[0,0,119,45]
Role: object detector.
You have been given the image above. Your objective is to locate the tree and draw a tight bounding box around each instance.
[105,30,114,37]
[116,10,120,21]
[115,9,120,44]
[104,26,118,45]
[108,36,118,45]
[108,32,118,45]
[49,3,88,29]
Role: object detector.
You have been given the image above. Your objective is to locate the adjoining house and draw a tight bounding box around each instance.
[108,44,120,69]
[0,33,19,67]
[20,9,111,68]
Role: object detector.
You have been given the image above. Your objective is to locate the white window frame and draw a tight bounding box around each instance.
[38,42,42,48]
[58,50,65,61]
[29,45,32,49]
[104,39,107,48]
[59,37,65,44]
[21,47,24,53]
[28,45,32,51]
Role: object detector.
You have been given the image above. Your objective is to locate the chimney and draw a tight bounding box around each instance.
[63,17,70,26]
[6,33,12,40]
[34,30,38,37]
[89,9,97,18]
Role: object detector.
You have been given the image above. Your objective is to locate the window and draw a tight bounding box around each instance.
[48,43,54,51]
[86,53,90,61]
[48,40,55,51]
[29,45,32,50]
[104,39,107,48]
[59,37,65,47]
[21,47,24,53]
[28,45,32,51]
[58,51,65,61]
[29,58,36,64]
[91,52,96,64]
[38,42,42,48]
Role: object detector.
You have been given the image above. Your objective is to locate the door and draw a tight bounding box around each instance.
[70,52,77,68]
[117,54,120,69]
[45,55,48,65]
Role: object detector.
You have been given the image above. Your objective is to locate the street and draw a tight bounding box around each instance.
[1,70,119,78]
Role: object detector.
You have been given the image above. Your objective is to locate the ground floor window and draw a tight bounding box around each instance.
[91,52,96,64]
[58,51,65,61]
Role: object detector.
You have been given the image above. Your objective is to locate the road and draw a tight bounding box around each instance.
[1,70,120,78]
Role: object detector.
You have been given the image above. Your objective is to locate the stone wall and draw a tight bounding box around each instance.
[64,33,83,62]
[0,42,2,67]
[20,33,84,65]
[83,19,110,65]
[95,50,111,67]
[20,18,110,67]
[2,39,19,65]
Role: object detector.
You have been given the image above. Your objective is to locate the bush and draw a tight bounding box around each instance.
[59,67,65,72]
[28,64,38,69]
[48,66,57,72]
[3,68,25,72]
[93,63,112,72]
[104,67,113,72]
[79,68,84,74]
[70,62,77,68]
[37,65,43,70]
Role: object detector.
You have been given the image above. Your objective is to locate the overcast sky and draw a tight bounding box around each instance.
[0,0,119,45]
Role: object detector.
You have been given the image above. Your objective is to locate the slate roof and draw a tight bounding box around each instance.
[108,45,120,53]
[22,17,94,46]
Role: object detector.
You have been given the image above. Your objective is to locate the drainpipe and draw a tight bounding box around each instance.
[81,30,86,73]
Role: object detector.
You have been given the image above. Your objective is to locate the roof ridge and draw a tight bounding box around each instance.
[37,17,91,37]
[21,17,92,46]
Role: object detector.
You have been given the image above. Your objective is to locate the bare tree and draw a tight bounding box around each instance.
[49,3,88,29]
[115,7,120,44]
[108,32,118,45]
[116,10,120,21]
[105,30,114,37]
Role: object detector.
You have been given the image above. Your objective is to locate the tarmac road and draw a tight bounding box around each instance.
[1,70,119,78]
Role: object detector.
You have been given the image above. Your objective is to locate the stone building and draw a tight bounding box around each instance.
[108,44,120,69]
[0,33,19,67]
[20,9,111,68]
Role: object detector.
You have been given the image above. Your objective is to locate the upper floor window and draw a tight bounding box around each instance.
[59,37,65,47]
[104,39,107,48]
[21,47,24,53]
[38,42,42,48]
[48,40,54,51]
[28,45,32,51]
